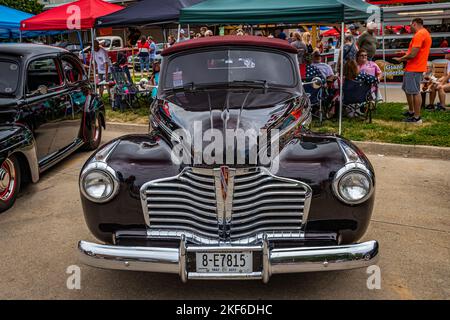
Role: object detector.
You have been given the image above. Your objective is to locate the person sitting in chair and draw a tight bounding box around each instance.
[344,59,378,86]
[427,52,450,111]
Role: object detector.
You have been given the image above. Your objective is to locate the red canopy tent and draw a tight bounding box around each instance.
[20,0,124,91]
[322,28,347,37]
[20,0,123,31]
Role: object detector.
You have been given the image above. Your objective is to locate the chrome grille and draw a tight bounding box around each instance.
[142,170,218,238]
[230,169,309,240]
[141,167,312,241]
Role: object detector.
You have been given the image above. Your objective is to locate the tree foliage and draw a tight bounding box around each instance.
[0,0,44,14]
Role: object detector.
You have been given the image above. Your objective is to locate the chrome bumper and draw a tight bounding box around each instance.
[78,237,379,283]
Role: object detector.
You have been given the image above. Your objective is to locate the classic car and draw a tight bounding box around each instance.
[0,44,105,212]
[79,36,133,64]
[78,36,378,282]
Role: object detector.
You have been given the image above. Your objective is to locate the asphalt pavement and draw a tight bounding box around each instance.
[0,126,449,299]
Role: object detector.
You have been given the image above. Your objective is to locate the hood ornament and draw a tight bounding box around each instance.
[219,166,229,200]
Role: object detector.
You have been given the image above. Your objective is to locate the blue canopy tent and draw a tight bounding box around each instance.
[0,5,61,40]
[0,5,33,39]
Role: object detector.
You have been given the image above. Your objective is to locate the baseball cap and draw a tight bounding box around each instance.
[180,29,185,34]
[349,24,356,30]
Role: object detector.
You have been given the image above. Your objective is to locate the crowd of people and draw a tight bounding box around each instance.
[91,19,446,120]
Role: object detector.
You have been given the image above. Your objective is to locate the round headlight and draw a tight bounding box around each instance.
[333,164,374,205]
[80,167,118,203]
[338,171,370,202]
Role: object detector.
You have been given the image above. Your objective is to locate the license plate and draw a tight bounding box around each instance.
[195,252,253,273]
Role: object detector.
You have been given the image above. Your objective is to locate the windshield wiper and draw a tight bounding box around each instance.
[229,80,269,93]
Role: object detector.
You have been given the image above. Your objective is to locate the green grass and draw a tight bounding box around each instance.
[102,98,450,147]
[313,103,450,147]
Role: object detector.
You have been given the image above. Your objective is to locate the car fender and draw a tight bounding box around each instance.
[80,132,179,242]
[0,124,39,183]
[80,92,106,143]
[275,133,375,244]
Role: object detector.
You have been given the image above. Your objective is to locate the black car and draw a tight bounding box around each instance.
[78,36,378,282]
[0,44,105,212]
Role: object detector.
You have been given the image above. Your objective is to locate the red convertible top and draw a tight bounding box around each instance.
[161,35,298,56]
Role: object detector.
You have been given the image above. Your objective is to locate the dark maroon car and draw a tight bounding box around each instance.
[78,36,378,282]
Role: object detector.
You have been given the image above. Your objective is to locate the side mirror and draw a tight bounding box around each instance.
[312,77,323,89]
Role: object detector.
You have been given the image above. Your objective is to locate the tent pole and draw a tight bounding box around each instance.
[77,31,86,65]
[177,24,181,42]
[187,24,190,39]
[91,28,97,94]
[381,17,387,102]
[339,21,344,136]
[19,30,22,43]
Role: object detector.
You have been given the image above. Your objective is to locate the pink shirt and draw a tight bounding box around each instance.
[358,61,381,78]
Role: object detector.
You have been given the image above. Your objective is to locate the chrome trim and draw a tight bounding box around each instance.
[213,166,235,225]
[332,162,375,205]
[336,138,361,164]
[78,239,379,282]
[146,229,305,245]
[79,161,120,203]
[141,166,313,240]
[93,139,120,162]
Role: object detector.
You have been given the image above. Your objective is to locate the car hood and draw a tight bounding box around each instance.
[153,88,309,166]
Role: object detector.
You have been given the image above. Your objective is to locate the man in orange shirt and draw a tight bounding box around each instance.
[394,18,432,123]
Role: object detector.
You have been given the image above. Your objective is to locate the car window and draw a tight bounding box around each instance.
[100,39,111,48]
[61,57,84,83]
[27,58,63,94]
[112,39,121,48]
[0,60,19,96]
[163,49,296,89]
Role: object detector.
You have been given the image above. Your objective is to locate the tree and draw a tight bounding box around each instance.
[0,0,44,14]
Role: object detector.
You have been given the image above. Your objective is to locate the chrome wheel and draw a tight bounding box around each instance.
[0,158,16,202]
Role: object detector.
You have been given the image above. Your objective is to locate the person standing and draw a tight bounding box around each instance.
[342,34,358,64]
[277,29,287,40]
[178,29,188,42]
[349,24,360,41]
[92,40,110,97]
[357,22,378,60]
[302,32,313,54]
[137,36,150,77]
[291,32,308,65]
[394,18,432,123]
[148,36,157,67]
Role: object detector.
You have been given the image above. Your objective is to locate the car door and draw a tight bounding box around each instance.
[53,54,88,152]
[23,55,71,161]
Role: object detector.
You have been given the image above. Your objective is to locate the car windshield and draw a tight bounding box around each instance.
[163,49,296,90]
[0,60,19,96]
[99,39,111,48]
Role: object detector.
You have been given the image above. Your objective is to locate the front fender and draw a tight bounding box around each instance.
[275,133,375,244]
[0,124,39,183]
[80,131,179,242]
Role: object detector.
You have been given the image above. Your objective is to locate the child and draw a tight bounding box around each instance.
[150,60,161,100]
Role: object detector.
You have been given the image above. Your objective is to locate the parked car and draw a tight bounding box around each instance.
[127,42,164,71]
[78,36,378,282]
[53,41,89,54]
[0,44,105,212]
[79,36,133,64]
